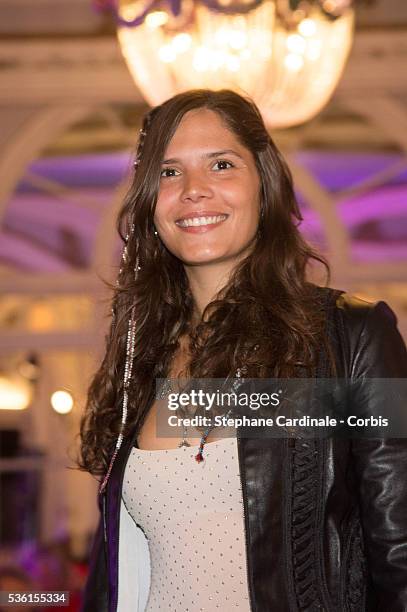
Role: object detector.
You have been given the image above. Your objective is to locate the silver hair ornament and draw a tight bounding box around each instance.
[99,305,136,495]
[132,105,160,169]
[99,222,138,495]
[133,121,149,169]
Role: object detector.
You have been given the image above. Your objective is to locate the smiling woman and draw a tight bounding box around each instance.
[154,109,261,271]
[78,90,407,612]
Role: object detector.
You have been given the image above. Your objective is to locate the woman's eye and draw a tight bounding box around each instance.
[214,160,233,170]
[160,167,179,178]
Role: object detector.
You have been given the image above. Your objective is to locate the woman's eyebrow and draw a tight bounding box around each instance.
[162,149,244,164]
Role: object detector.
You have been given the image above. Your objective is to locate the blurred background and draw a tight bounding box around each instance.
[0,0,406,608]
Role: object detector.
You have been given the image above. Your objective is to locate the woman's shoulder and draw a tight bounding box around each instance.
[309,282,398,331]
[309,283,406,377]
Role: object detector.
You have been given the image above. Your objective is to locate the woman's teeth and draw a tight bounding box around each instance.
[176,214,228,228]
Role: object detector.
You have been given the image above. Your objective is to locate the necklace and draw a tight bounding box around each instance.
[158,365,247,462]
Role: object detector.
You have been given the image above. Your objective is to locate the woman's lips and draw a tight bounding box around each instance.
[175,213,229,233]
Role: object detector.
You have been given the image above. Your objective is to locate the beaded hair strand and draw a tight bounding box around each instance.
[133,108,157,170]
[99,108,158,495]
[98,224,137,495]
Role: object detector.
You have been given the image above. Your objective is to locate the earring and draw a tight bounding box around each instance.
[154,229,158,236]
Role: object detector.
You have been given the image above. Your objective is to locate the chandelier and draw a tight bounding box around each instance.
[97,0,360,127]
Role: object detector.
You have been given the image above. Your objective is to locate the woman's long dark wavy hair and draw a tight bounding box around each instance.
[78,88,333,477]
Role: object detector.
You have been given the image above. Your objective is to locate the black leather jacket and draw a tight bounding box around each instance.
[81,286,407,612]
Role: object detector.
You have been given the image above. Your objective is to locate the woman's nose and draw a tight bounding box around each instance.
[180,170,213,202]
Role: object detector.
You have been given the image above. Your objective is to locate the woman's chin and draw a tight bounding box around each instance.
[179,251,231,267]
[175,242,255,268]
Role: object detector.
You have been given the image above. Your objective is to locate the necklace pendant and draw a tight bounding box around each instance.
[178,439,190,448]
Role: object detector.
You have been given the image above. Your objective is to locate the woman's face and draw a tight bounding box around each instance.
[154,108,261,268]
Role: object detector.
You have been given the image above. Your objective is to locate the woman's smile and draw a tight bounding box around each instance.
[175,212,229,232]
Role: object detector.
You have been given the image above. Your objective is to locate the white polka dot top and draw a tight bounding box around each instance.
[120,436,251,612]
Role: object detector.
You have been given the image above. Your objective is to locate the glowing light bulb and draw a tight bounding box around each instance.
[172,33,192,53]
[226,55,240,72]
[145,11,168,28]
[193,47,209,72]
[284,53,304,72]
[158,45,176,63]
[286,34,306,54]
[0,376,31,410]
[228,30,247,50]
[215,27,229,45]
[209,52,225,70]
[298,18,317,37]
[51,390,73,415]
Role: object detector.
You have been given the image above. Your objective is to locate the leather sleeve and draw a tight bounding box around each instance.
[348,300,407,611]
[80,512,109,612]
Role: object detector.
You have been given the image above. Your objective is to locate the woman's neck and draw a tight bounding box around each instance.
[184,259,236,321]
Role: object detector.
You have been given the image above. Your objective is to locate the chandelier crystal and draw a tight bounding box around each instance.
[101,0,356,127]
